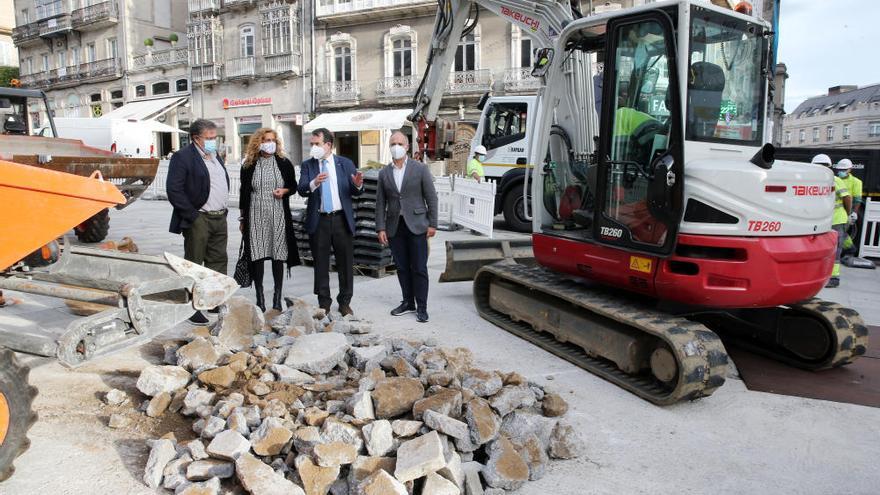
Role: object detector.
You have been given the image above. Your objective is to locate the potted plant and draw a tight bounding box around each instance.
[144,38,154,51]
[169,33,178,47]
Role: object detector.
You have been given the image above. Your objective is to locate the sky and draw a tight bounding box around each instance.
[777,0,880,111]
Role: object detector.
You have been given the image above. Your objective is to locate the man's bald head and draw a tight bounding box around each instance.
[390,131,409,147]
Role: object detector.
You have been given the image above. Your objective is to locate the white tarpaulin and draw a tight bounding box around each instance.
[304,109,411,133]
[100,96,188,121]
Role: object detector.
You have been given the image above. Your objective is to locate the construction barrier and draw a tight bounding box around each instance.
[435,176,455,230]
[452,178,497,238]
[860,197,880,259]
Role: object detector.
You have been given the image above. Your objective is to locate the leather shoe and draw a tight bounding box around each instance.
[319,304,331,315]
[391,302,416,316]
[416,309,429,323]
[339,305,354,317]
[188,311,209,325]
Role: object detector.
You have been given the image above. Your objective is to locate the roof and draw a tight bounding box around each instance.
[304,109,412,133]
[100,96,188,121]
[791,83,880,116]
[0,88,47,99]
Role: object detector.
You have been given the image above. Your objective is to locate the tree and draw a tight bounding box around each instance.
[0,66,20,87]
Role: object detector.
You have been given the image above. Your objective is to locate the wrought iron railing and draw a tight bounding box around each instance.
[502,67,542,92]
[318,80,360,103]
[376,75,420,99]
[447,69,491,94]
[316,0,432,16]
[71,1,118,27]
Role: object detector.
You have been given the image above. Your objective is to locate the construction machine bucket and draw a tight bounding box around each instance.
[0,160,125,270]
[439,239,535,282]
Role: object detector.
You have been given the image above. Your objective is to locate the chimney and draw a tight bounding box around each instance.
[828,85,858,96]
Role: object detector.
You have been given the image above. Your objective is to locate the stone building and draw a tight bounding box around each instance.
[782,84,880,150]
[1,0,16,67]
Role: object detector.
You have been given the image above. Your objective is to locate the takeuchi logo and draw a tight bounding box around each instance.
[500,6,540,32]
[223,96,272,109]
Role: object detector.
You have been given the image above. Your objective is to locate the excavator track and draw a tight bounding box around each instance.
[474,263,728,405]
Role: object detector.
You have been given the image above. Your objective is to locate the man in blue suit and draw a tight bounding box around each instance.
[298,128,364,316]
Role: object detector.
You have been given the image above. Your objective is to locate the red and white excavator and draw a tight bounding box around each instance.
[413,0,869,404]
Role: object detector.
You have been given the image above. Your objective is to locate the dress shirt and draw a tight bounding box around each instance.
[392,160,407,192]
[200,150,229,212]
[310,153,342,212]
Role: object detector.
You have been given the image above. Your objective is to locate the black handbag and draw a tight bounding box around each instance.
[233,238,252,287]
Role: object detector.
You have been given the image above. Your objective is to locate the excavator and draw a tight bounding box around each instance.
[0,132,238,478]
[414,0,869,405]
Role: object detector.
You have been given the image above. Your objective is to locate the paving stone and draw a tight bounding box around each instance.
[357,469,407,495]
[214,296,264,351]
[314,441,359,467]
[548,419,582,460]
[177,337,220,371]
[371,377,425,419]
[270,364,316,385]
[197,366,236,389]
[482,436,529,491]
[143,438,177,488]
[147,392,172,418]
[423,472,461,495]
[390,419,423,438]
[137,365,191,397]
[251,417,293,456]
[347,391,375,420]
[236,452,305,495]
[412,389,462,420]
[489,386,535,417]
[362,419,393,457]
[542,392,569,417]
[393,430,446,483]
[295,455,340,495]
[206,430,251,461]
[460,369,502,397]
[463,398,500,446]
[186,459,234,481]
[423,409,469,441]
[348,456,396,487]
[175,476,221,495]
[285,332,350,374]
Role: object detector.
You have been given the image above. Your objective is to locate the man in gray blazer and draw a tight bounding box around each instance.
[376,131,438,322]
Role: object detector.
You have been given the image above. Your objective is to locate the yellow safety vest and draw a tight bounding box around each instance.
[840,174,863,205]
[832,176,850,225]
[467,158,484,179]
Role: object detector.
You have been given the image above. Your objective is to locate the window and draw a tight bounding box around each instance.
[42,54,49,71]
[176,79,189,92]
[110,90,123,100]
[87,43,96,63]
[107,38,118,61]
[26,57,33,74]
[392,38,412,77]
[826,126,834,141]
[261,4,295,56]
[240,25,255,58]
[455,33,477,72]
[519,36,534,68]
[21,8,28,24]
[152,82,170,95]
[135,85,146,97]
[90,93,102,103]
[56,51,66,69]
[334,45,352,82]
[812,127,819,142]
[71,47,80,66]
[799,129,805,143]
[482,102,528,150]
[843,124,851,140]
[869,121,880,137]
[784,131,791,144]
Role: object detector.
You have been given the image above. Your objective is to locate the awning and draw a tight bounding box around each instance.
[138,119,186,134]
[100,96,188,121]
[304,109,411,133]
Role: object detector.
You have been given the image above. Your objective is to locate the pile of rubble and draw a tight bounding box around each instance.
[128,296,582,494]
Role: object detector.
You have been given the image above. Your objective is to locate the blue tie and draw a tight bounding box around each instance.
[321,159,333,213]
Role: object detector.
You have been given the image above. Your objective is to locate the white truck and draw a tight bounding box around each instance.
[50,117,164,158]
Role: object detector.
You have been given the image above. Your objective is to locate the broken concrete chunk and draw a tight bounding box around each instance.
[227,410,250,437]
[303,406,331,427]
[423,472,461,495]
[201,416,227,439]
[175,476,221,495]
[517,432,549,481]
[186,459,234,481]
[357,469,408,495]
[293,426,322,456]
[270,364,316,385]
[197,366,236,389]
[104,388,128,406]
[162,454,192,490]
[320,418,364,451]
[251,417,293,456]
[542,392,569,417]
[438,450,465,492]
[489,386,535,417]
[314,441,359,467]
[137,365,191,397]
[461,462,484,495]
[214,296,264,351]
[500,411,557,451]
[426,371,453,387]
[371,377,425,419]
[295,455,340,495]
[143,438,178,489]
[362,419,393,457]
[146,392,172,418]
[548,420,582,460]
[236,452,305,495]
[423,409,469,441]
[412,389,462,420]
[350,346,387,370]
[176,337,220,371]
[393,430,446,483]
[482,436,529,491]
[285,332,350,374]
[463,398,500,446]
[182,388,217,416]
[206,430,250,461]
[348,455,396,487]
[390,419,423,438]
[185,440,209,461]
[460,369,502,398]
[347,391,375,420]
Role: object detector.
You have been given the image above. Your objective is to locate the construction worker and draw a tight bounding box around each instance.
[812,154,851,288]
[834,158,863,254]
[467,145,487,182]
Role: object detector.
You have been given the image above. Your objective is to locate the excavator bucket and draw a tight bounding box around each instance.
[439,238,536,282]
[0,159,125,270]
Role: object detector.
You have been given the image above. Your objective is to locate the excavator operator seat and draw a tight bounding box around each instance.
[686,61,726,139]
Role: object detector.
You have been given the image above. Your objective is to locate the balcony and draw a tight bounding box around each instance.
[226,56,256,79]
[192,64,222,83]
[132,48,189,71]
[447,69,492,95]
[316,0,435,27]
[18,71,47,88]
[19,59,122,90]
[38,15,73,37]
[318,80,360,107]
[71,1,119,30]
[188,0,220,14]
[223,0,255,10]
[35,0,66,20]
[376,75,420,102]
[264,52,301,75]
[502,67,542,93]
[11,23,40,46]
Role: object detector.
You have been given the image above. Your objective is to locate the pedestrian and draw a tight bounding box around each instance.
[297,128,364,316]
[238,128,301,312]
[467,145,487,182]
[376,131,439,323]
[812,154,851,288]
[166,119,229,324]
[834,158,864,254]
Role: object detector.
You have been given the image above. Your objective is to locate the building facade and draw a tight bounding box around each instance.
[782,84,880,150]
[187,0,311,165]
[1,0,16,67]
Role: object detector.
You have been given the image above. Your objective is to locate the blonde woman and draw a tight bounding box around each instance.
[238,128,301,311]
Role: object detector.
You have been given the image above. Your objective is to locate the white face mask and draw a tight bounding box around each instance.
[390,144,407,160]
[260,141,276,155]
[476,154,486,163]
[310,144,325,160]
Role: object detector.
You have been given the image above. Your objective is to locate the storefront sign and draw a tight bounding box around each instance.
[275,113,301,122]
[237,115,263,124]
[223,96,272,109]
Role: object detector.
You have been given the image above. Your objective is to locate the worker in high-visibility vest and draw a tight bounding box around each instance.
[467,145,487,182]
[813,154,852,288]
[834,158,863,253]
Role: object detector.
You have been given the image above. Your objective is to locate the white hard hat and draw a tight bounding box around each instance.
[834,158,853,170]
[811,153,832,166]
[473,145,487,155]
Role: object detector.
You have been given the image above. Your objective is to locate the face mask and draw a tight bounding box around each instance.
[260,142,277,155]
[837,171,848,178]
[477,155,486,163]
[202,139,217,155]
[390,144,407,160]
[310,144,325,160]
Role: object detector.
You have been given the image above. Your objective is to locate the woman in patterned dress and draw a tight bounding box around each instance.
[239,128,301,311]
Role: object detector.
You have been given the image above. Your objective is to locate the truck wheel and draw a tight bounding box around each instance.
[502,189,532,233]
[74,208,110,243]
[0,348,38,481]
